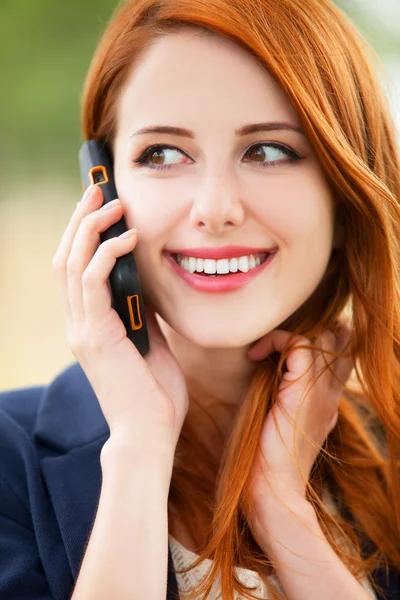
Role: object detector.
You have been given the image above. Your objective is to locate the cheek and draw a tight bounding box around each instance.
[254,179,334,252]
[118,172,190,218]
[117,178,185,241]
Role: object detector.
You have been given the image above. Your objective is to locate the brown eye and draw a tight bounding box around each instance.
[247,146,269,162]
[243,143,300,166]
[151,149,166,165]
[134,144,190,171]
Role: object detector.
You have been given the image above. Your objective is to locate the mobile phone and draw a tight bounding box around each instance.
[79,139,150,357]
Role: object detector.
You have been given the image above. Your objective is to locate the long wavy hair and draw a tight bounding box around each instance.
[81,1,400,598]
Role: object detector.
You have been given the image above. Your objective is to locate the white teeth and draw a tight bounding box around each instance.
[177,254,264,274]
[238,256,252,273]
[204,259,229,274]
[188,257,199,273]
[229,257,239,273]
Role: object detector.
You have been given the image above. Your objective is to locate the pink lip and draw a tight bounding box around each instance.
[163,251,277,293]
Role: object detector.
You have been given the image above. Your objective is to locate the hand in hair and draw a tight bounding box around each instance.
[246,318,353,508]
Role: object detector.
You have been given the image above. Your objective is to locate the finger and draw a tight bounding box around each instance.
[312,330,337,384]
[335,321,352,354]
[247,329,294,362]
[247,329,290,361]
[83,229,139,327]
[52,185,102,329]
[303,331,338,428]
[53,185,101,271]
[67,199,124,330]
[250,330,313,383]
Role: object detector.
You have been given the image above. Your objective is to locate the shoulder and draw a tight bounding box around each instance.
[0,361,109,457]
[0,363,109,599]
[0,361,109,522]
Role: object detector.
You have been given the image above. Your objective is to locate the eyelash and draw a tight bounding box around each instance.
[133,142,304,171]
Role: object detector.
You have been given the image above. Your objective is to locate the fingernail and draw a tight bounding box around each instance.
[119,228,139,239]
[102,199,121,210]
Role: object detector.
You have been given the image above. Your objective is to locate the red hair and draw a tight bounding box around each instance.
[81,1,400,598]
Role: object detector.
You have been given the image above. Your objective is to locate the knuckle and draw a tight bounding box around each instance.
[80,210,97,225]
[66,257,81,278]
[83,210,104,230]
[100,237,116,251]
[294,333,306,342]
[70,329,94,356]
[81,267,96,286]
[74,213,96,239]
[66,332,80,355]
[293,335,310,348]
[324,330,337,344]
[94,237,118,260]
[52,254,64,271]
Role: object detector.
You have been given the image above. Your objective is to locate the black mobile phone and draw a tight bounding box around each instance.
[79,139,150,357]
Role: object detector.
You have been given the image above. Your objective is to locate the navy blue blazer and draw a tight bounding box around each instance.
[0,361,398,599]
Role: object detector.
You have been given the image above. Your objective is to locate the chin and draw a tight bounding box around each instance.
[173,319,262,351]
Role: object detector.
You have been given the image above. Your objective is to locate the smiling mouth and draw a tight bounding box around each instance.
[169,252,272,276]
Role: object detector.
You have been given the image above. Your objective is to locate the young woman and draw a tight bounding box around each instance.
[0,0,399,599]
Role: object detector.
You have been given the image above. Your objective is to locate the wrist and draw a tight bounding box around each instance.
[253,486,315,526]
[100,435,174,489]
[252,496,318,552]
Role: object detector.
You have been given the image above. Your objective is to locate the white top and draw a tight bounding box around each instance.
[169,487,377,599]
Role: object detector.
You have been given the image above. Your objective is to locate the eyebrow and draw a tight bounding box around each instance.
[129,121,306,139]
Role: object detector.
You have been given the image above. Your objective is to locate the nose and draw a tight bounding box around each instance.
[189,173,245,234]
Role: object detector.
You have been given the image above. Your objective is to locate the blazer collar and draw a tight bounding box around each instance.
[33,361,179,600]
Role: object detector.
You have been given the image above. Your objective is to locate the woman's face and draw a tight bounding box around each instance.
[113,29,337,351]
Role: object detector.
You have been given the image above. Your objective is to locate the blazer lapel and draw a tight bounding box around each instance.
[34,362,179,599]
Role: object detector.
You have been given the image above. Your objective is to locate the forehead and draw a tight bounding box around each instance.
[115,30,301,133]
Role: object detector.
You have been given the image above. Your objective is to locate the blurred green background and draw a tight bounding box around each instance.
[1,0,399,390]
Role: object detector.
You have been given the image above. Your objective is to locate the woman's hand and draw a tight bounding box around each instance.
[246,320,353,513]
[52,184,189,467]
[244,323,374,600]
